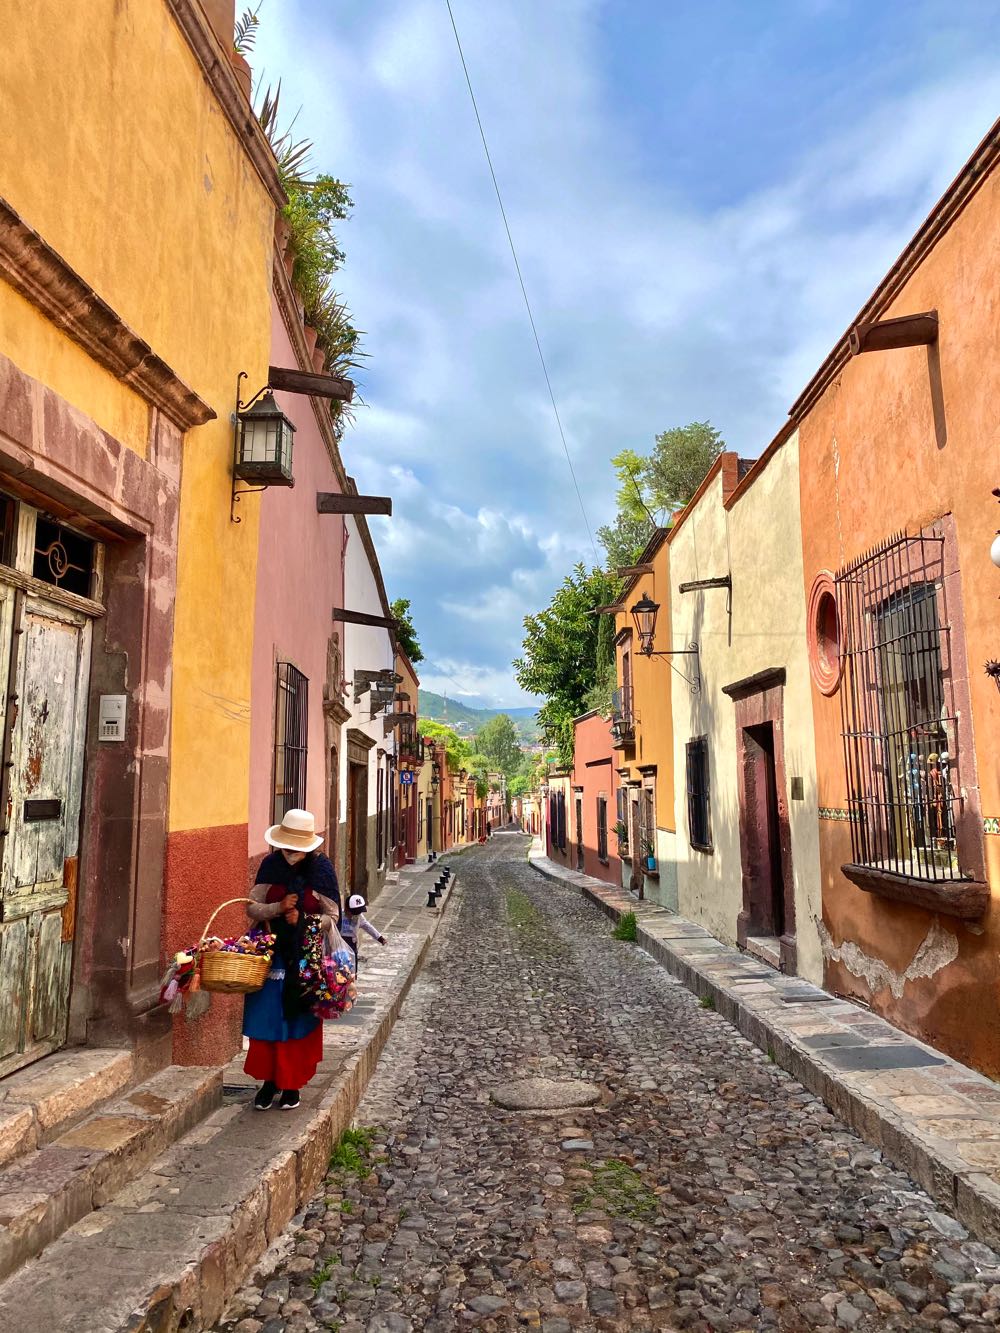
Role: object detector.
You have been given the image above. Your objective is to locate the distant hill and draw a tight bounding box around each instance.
[418,690,541,745]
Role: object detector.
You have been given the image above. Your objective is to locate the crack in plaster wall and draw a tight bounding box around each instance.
[817,916,958,999]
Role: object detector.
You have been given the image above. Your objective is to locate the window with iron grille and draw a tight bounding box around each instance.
[273,663,308,823]
[597,795,608,862]
[837,531,966,883]
[615,786,629,855]
[34,516,96,597]
[686,737,712,852]
[640,783,656,869]
[418,794,424,844]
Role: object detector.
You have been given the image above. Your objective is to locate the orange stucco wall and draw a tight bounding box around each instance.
[798,156,1000,1073]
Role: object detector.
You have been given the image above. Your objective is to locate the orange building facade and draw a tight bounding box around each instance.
[795,120,1000,1073]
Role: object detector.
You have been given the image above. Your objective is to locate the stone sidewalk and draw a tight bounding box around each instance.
[529,842,1000,1251]
[0,861,457,1333]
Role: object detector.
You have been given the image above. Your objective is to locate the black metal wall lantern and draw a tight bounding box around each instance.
[231,372,297,522]
[629,591,700,692]
[987,661,1000,696]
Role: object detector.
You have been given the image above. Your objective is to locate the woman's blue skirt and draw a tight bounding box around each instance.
[242,970,320,1043]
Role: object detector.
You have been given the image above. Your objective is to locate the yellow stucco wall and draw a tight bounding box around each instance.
[669,438,824,983]
[614,534,678,906]
[3,0,276,832]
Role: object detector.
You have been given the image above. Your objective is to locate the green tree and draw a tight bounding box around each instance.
[513,564,620,768]
[419,720,468,770]
[508,774,532,800]
[644,421,725,512]
[597,510,654,572]
[476,714,522,777]
[391,598,423,664]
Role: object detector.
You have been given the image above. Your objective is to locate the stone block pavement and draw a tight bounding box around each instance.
[0,860,457,1333]
[529,841,1000,1253]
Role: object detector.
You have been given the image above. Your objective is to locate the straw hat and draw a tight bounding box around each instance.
[265,808,324,853]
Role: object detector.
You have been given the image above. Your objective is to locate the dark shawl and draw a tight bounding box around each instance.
[255,851,340,1020]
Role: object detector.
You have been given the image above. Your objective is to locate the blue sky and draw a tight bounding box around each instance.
[254,1,1000,707]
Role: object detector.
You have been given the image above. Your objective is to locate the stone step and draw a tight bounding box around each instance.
[0,915,451,1331]
[0,1047,134,1169]
[0,1063,221,1282]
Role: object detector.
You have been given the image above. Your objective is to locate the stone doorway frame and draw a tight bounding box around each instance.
[724,667,797,974]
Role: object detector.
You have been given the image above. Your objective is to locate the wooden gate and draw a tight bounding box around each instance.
[0,587,91,1075]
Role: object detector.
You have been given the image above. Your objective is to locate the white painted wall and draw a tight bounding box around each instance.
[342,516,395,888]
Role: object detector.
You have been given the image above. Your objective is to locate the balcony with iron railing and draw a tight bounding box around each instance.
[610,684,635,747]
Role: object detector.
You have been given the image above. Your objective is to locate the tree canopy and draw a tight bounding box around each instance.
[475,714,523,777]
[419,720,467,769]
[391,598,423,664]
[513,564,620,767]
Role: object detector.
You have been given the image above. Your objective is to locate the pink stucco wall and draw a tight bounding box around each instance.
[573,712,620,886]
[248,298,345,858]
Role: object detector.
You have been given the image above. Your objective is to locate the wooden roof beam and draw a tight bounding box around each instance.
[849,310,938,356]
[317,493,392,516]
[268,364,355,402]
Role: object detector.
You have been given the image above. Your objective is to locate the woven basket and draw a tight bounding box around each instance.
[197,898,272,994]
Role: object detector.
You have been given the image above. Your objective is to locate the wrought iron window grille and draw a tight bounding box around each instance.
[836,531,966,884]
[273,662,308,824]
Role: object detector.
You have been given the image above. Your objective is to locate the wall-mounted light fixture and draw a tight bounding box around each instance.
[230,372,296,522]
[629,592,700,692]
[987,661,1000,696]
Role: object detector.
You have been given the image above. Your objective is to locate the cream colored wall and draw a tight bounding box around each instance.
[670,436,823,982]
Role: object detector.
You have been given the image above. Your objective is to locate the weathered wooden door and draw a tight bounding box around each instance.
[0,590,91,1075]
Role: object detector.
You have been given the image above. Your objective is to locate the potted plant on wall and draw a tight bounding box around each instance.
[642,838,657,873]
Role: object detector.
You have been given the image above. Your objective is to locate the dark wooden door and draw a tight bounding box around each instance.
[347,761,368,895]
[743,724,784,936]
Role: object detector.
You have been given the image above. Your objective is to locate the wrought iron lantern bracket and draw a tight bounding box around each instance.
[642,642,702,694]
[230,372,296,522]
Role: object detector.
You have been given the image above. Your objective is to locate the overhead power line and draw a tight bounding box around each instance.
[444,0,599,563]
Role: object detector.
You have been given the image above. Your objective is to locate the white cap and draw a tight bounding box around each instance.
[348,894,366,911]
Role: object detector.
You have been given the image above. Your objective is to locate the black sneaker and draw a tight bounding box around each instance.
[279,1089,300,1111]
[253,1080,277,1111]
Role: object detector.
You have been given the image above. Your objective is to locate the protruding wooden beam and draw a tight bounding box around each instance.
[849,310,938,356]
[317,493,393,516]
[333,607,398,630]
[268,365,355,402]
[616,563,654,577]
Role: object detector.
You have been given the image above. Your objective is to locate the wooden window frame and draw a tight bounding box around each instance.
[686,736,713,853]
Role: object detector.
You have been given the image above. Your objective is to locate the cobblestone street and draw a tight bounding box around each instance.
[219,837,1000,1333]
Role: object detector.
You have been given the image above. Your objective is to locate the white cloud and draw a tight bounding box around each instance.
[256,2,999,703]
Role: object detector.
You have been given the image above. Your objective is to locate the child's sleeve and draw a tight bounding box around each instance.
[360,916,383,942]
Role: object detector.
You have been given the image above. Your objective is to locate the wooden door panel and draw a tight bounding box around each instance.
[7,604,88,894]
[0,917,27,1061]
[28,912,69,1046]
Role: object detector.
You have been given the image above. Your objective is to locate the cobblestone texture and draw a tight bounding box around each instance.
[215,837,1000,1332]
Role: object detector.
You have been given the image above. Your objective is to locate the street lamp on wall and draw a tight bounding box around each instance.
[631,593,659,655]
[629,590,700,692]
[231,372,296,522]
[987,661,1000,696]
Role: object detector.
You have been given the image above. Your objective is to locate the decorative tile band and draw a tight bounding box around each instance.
[820,809,1000,835]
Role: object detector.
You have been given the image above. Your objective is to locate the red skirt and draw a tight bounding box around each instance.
[244,1025,323,1091]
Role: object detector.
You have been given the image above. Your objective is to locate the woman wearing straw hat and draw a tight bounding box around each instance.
[243,809,341,1111]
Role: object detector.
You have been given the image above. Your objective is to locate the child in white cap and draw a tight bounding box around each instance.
[341,894,387,974]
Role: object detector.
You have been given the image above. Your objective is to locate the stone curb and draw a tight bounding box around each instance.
[529,852,1000,1252]
[0,876,461,1333]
